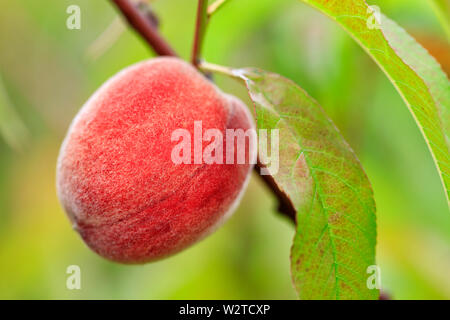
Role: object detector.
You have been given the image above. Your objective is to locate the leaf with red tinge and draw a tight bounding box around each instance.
[297,0,450,207]
[202,63,378,299]
[243,69,377,300]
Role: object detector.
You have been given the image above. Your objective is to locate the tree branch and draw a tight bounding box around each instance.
[191,0,209,67]
[111,0,177,56]
[255,163,296,223]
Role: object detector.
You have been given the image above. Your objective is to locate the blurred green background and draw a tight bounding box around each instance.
[0,0,449,299]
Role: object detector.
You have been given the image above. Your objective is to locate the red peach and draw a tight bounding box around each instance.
[57,57,255,263]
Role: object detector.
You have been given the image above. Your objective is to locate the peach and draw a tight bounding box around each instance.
[57,57,255,263]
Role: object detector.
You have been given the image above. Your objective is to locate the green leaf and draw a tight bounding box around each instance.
[202,63,378,299]
[0,75,28,151]
[298,0,450,206]
[381,15,450,150]
[247,70,377,300]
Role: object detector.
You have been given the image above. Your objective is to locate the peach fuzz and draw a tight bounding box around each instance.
[56,57,255,263]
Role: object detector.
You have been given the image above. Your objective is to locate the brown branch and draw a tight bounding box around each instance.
[191,0,209,67]
[136,1,160,29]
[111,0,177,56]
[255,163,296,223]
[109,0,296,225]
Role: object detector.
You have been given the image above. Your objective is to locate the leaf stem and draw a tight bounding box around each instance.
[199,61,237,77]
[207,0,229,17]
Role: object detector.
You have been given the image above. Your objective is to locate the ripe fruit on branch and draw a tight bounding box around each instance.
[57,57,256,263]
